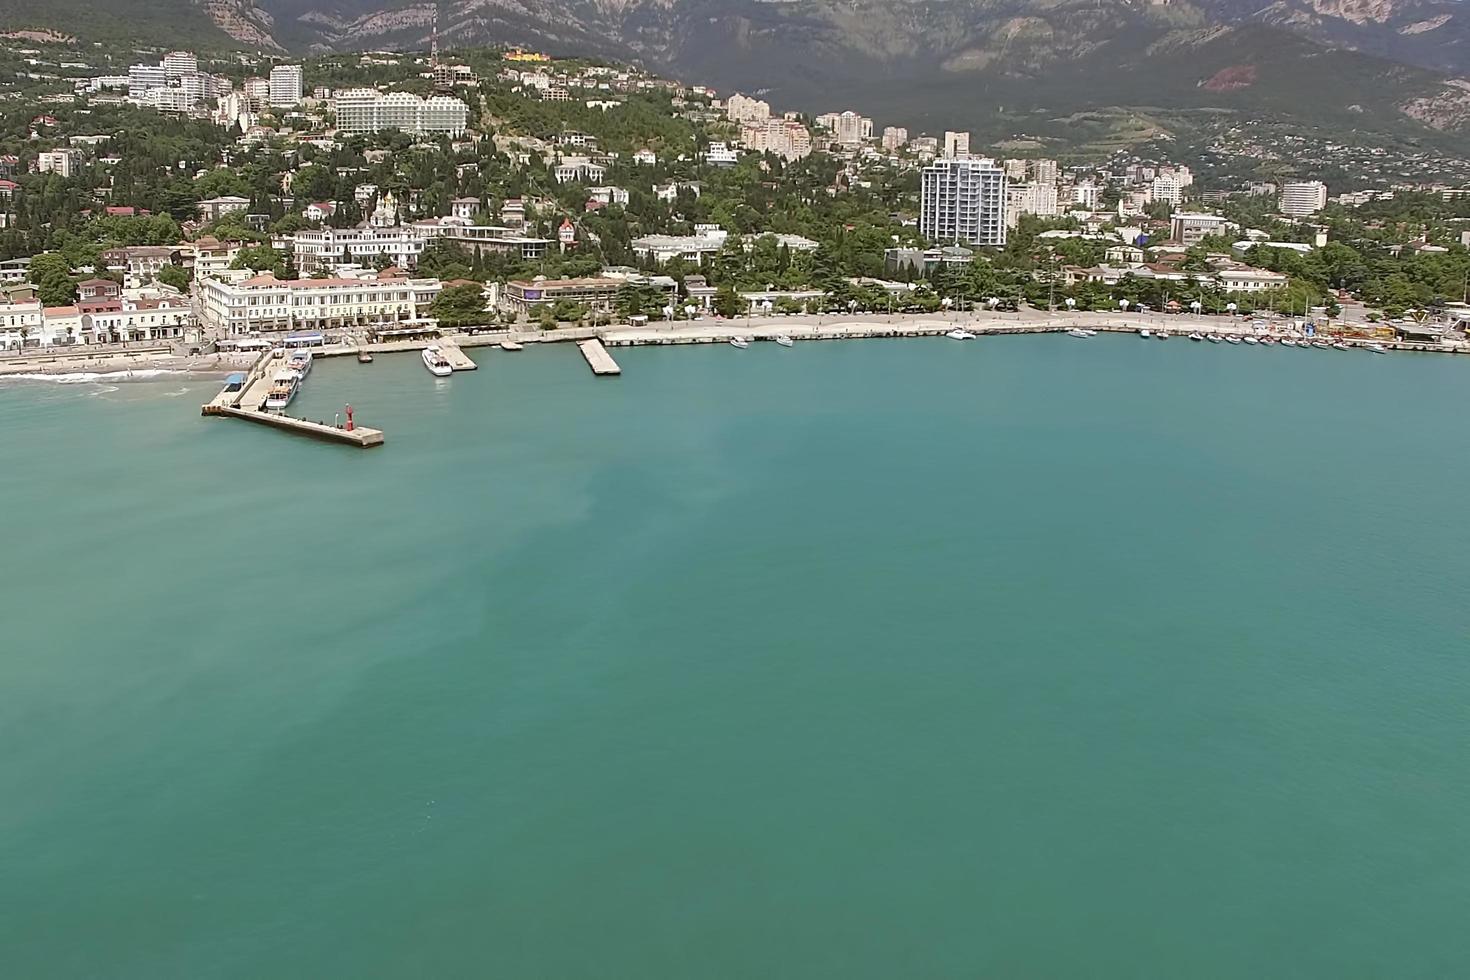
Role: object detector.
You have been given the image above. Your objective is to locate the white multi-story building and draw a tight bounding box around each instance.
[1151,174,1185,206]
[1281,181,1328,217]
[269,65,303,107]
[332,89,469,136]
[36,150,79,177]
[944,131,971,159]
[738,120,811,161]
[881,127,908,152]
[725,93,770,123]
[127,64,166,94]
[1003,158,1028,181]
[920,157,1007,247]
[0,298,44,349]
[243,77,270,108]
[1032,158,1058,185]
[293,227,425,272]
[1170,212,1234,245]
[1072,180,1100,210]
[1006,181,1059,227]
[162,51,197,80]
[704,142,740,166]
[197,272,442,334]
[828,111,872,145]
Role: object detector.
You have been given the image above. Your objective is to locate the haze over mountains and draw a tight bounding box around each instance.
[5,0,1468,147]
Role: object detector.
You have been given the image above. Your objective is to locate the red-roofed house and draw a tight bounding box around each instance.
[76,278,122,302]
[302,202,336,222]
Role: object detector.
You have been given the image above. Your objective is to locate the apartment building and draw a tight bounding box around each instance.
[1280,181,1328,217]
[920,157,1008,247]
[333,89,469,136]
[268,65,303,107]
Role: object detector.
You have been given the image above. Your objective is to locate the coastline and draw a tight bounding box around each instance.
[0,351,256,383]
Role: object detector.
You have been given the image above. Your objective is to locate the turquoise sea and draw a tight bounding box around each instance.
[2,336,1468,978]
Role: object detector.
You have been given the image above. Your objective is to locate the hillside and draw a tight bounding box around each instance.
[3,0,1467,155]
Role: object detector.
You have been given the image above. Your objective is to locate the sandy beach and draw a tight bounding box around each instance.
[0,349,259,382]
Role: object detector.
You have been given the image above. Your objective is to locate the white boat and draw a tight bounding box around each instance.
[422,346,454,376]
[1207,334,1222,343]
[1332,341,1351,351]
[1155,330,1168,340]
[945,329,975,340]
[356,350,374,364]
[729,336,750,349]
[1243,335,1260,345]
[262,370,300,411]
[1279,338,1296,347]
[1139,328,1151,338]
[283,351,312,381]
[1067,328,1090,338]
[499,341,524,352]
[1312,340,1331,349]
[1188,332,1204,342]
[775,335,794,347]
[1366,343,1387,354]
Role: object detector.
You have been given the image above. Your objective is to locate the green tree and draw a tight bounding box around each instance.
[28,252,76,306]
[156,264,190,292]
[430,283,489,326]
[713,284,741,318]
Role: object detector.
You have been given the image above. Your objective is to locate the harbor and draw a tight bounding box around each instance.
[192,310,1468,449]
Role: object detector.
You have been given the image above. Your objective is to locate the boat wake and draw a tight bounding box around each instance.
[0,369,192,385]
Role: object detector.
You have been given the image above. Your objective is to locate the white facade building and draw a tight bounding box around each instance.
[269,65,303,107]
[1281,181,1328,217]
[920,157,1008,247]
[197,272,442,334]
[943,131,970,159]
[162,51,197,80]
[333,89,469,136]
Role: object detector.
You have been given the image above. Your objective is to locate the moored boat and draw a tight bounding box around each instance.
[286,350,313,378]
[499,341,524,351]
[1312,340,1331,349]
[945,328,975,340]
[262,369,300,411]
[1155,330,1168,340]
[1188,332,1203,342]
[422,346,454,376]
[1067,328,1090,338]
[357,350,374,364]
[1366,343,1387,354]
[1139,328,1152,338]
[1243,335,1259,345]
[1207,334,1222,343]
[775,335,794,347]
[729,336,750,349]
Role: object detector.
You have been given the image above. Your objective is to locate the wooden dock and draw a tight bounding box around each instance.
[577,338,622,376]
[436,341,478,372]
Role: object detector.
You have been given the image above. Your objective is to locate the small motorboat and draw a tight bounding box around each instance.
[500,341,524,352]
[1225,335,1241,344]
[1243,335,1260,345]
[422,346,454,377]
[1332,341,1351,351]
[1261,336,1276,346]
[946,329,976,340]
[1280,338,1296,347]
[775,335,794,347]
[1366,343,1387,354]
[729,336,750,349]
[1312,340,1331,349]
[1155,330,1168,340]
[1188,332,1204,342]
[1139,328,1152,338]
[357,350,374,364]
[1207,334,1222,343]
[1067,328,1090,338]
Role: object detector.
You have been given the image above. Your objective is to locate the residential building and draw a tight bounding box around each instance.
[738,119,811,161]
[36,150,80,177]
[190,237,241,280]
[269,65,303,107]
[332,89,469,136]
[1003,158,1028,181]
[127,64,166,94]
[1281,181,1328,217]
[197,195,250,222]
[1006,181,1058,226]
[243,77,270,108]
[725,93,770,123]
[0,298,44,348]
[881,127,908,153]
[76,278,122,302]
[1151,174,1185,206]
[553,156,606,183]
[884,246,974,276]
[823,111,873,145]
[302,202,336,222]
[704,142,740,166]
[1033,158,1059,185]
[102,245,180,280]
[1072,181,1100,209]
[162,51,197,80]
[920,157,1008,247]
[632,230,729,265]
[197,272,442,334]
[633,148,657,165]
[944,131,970,159]
[293,227,425,273]
[1170,212,1233,246]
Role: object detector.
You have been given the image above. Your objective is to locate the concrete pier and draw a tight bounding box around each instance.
[436,341,478,372]
[202,403,384,446]
[578,338,622,376]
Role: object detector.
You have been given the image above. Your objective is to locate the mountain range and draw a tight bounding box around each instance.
[5,0,1468,149]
